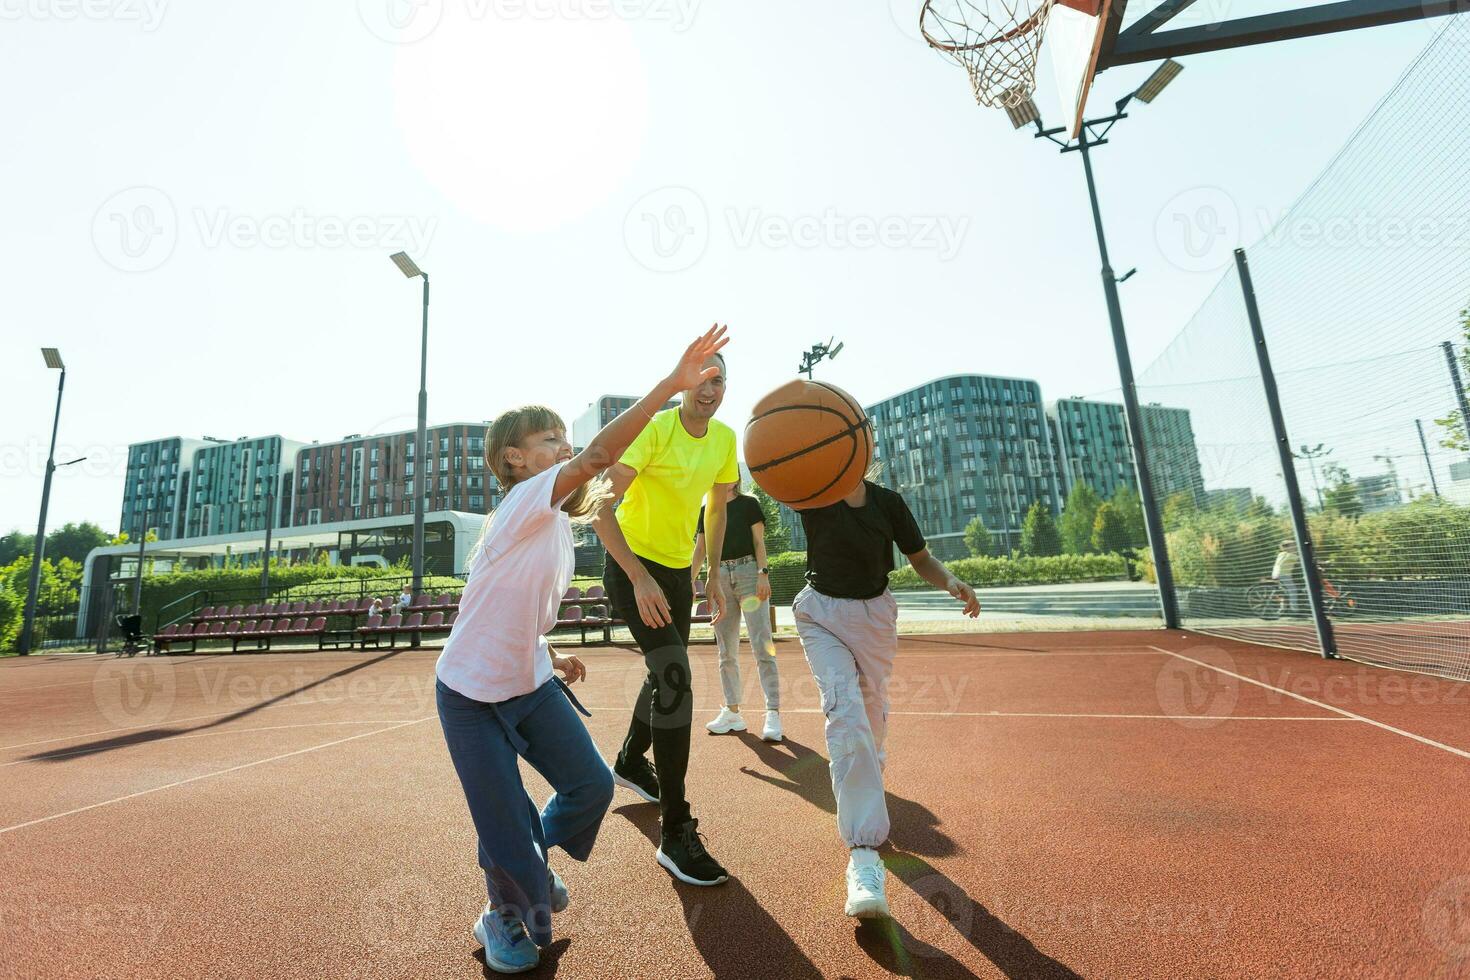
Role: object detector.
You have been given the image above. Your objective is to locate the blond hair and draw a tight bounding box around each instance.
[468,406,611,565]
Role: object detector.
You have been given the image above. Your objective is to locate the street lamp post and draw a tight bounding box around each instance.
[390,252,430,647]
[1296,443,1331,510]
[19,349,67,656]
[1011,61,1185,628]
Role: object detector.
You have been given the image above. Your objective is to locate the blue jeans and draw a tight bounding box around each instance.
[436,677,614,947]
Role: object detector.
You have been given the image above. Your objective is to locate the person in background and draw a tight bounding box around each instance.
[1272,539,1301,614]
[397,586,414,615]
[692,480,782,742]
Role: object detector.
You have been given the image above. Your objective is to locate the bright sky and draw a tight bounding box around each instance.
[0,0,1443,535]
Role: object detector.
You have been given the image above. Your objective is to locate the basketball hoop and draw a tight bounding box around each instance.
[920,0,1058,109]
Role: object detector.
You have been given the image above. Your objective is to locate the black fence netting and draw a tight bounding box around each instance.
[1134,15,1470,679]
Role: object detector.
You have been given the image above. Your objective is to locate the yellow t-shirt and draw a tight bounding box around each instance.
[616,408,740,568]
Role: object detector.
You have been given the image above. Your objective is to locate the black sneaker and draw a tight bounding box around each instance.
[656,819,729,886]
[611,756,659,804]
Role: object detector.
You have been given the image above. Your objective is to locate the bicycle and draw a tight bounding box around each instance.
[1245,576,1355,620]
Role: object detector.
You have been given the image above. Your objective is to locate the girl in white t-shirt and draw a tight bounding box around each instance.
[435,325,727,973]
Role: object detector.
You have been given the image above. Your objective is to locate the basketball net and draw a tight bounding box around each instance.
[920,0,1056,108]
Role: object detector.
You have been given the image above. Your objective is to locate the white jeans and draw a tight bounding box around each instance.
[713,560,780,711]
[792,585,897,849]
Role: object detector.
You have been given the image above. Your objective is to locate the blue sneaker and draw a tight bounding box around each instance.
[548,866,569,914]
[472,907,539,974]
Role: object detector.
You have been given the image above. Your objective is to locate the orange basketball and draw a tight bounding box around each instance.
[744,379,873,510]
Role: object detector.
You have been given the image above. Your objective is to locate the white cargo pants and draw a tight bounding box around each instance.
[792,585,898,849]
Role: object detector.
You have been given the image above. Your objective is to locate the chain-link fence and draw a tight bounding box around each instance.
[1133,14,1470,679]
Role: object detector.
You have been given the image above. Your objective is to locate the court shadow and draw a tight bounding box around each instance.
[875,849,1080,980]
[613,803,824,980]
[24,648,409,763]
[736,734,955,858]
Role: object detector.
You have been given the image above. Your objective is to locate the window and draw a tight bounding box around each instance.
[1025,439,1042,477]
[908,448,924,487]
[439,476,449,491]
[350,448,365,507]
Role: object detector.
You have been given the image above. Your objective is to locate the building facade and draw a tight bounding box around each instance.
[291,423,496,527]
[183,436,305,538]
[866,375,1062,560]
[572,395,679,450]
[119,437,212,541]
[1047,398,1204,504]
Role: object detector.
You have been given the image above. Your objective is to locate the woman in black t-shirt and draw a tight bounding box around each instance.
[793,477,979,921]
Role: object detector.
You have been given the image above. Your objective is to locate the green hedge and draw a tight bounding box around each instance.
[888,553,1128,590]
[1154,497,1470,588]
[762,550,1127,604]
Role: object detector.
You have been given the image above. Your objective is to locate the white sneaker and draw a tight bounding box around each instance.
[761,711,783,742]
[844,849,889,919]
[705,707,747,734]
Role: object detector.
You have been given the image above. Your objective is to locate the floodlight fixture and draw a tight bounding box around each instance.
[1135,59,1183,103]
[42,348,64,370]
[390,251,424,279]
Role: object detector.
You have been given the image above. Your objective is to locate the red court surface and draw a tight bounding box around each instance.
[3,629,1469,979]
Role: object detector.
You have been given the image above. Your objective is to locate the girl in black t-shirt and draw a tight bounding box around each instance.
[793,478,979,921]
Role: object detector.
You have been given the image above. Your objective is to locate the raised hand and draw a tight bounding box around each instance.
[668,323,729,391]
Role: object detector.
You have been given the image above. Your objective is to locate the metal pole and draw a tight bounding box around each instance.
[1076,135,1180,628]
[133,506,150,615]
[19,368,66,656]
[1444,341,1470,448]
[1235,248,1337,658]
[412,274,430,646]
[1416,419,1441,497]
[261,481,275,599]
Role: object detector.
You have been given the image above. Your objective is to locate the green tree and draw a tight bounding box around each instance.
[45,522,112,565]
[1057,484,1101,554]
[963,515,993,557]
[1092,502,1131,553]
[750,485,792,554]
[0,587,19,649]
[1433,308,1470,452]
[1163,490,1198,525]
[0,532,34,567]
[1111,486,1148,549]
[1019,501,1062,557]
[1321,463,1363,519]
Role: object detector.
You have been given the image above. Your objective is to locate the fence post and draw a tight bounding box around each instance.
[1415,419,1441,498]
[1444,341,1470,446]
[1234,248,1337,659]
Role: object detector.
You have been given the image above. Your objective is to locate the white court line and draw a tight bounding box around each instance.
[1151,645,1470,761]
[0,695,359,752]
[0,720,419,768]
[0,716,436,835]
[573,705,1350,721]
[0,678,109,695]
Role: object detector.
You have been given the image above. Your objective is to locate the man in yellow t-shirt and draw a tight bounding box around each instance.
[594,351,739,887]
